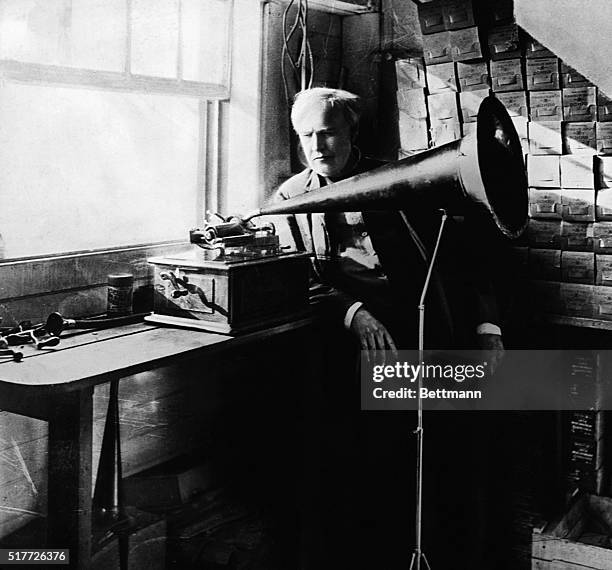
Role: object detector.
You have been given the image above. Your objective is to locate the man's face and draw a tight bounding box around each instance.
[293,103,353,179]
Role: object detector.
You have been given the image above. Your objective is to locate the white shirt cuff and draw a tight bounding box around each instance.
[476,322,502,336]
[344,302,364,329]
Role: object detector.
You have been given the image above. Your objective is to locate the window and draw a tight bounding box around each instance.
[0,0,232,259]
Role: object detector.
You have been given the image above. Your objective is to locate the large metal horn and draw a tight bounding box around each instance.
[245,96,528,238]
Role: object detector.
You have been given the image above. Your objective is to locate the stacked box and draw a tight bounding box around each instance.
[561,189,595,222]
[395,58,427,90]
[398,109,429,153]
[397,89,429,151]
[450,27,482,61]
[596,123,612,154]
[529,121,562,155]
[595,286,612,320]
[431,119,462,145]
[527,155,560,187]
[393,0,612,345]
[423,31,453,65]
[562,350,608,496]
[563,86,597,122]
[526,58,560,91]
[427,91,461,145]
[560,155,594,189]
[427,91,459,121]
[593,222,612,253]
[396,59,429,154]
[561,221,593,251]
[397,88,428,115]
[528,188,562,219]
[596,253,612,287]
[597,90,612,121]
[418,1,446,35]
[487,24,521,61]
[596,188,612,220]
[456,61,489,91]
[560,62,592,89]
[490,58,524,92]
[461,121,476,137]
[396,4,612,534]
[529,90,562,121]
[562,122,596,155]
[512,116,530,155]
[425,62,457,93]
[459,88,489,122]
[596,156,612,188]
[496,91,528,117]
[527,218,562,247]
[560,283,595,317]
[523,33,555,59]
[561,251,594,283]
[418,0,477,34]
[444,0,475,30]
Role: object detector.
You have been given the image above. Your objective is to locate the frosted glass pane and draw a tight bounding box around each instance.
[0,0,71,65]
[131,0,179,78]
[182,0,230,85]
[69,0,126,71]
[0,83,200,259]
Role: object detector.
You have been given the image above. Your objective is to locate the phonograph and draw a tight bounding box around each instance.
[145,215,311,334]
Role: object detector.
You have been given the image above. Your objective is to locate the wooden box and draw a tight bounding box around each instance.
[532,494,612,569]
[146,252,310,334]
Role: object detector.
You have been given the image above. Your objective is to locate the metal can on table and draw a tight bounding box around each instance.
[107,273,134,316]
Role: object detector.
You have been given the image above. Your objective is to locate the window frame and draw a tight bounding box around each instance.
[0,0,253,326]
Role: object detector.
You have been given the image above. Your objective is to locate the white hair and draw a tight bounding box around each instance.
[291,88,363,136]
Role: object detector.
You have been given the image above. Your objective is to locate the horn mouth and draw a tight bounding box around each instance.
[475,96,528,239]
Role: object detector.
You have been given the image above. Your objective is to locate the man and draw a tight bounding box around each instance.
[274,87,504,355]
[268,87,506,569]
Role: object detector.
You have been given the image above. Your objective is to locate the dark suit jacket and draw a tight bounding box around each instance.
[270,156,500,348]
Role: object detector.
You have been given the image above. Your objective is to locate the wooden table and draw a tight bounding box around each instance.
[0,318,317,568]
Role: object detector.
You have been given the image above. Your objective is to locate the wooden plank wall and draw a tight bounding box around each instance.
[260,2,344,197]
[0,243,191,327]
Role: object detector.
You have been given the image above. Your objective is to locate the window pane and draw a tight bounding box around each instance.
[0,0,71,66]
[0,0,126,71]
[0,83,200,258]
[70,0,127,71]
[131,0,179,78]
[182,0,231,85]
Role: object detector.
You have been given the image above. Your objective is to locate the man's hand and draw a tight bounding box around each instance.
[350,307,397,359]
[477,333,504,375]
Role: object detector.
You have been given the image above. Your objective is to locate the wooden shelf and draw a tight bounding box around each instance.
[544,315,612,331]
[308,0,375,15]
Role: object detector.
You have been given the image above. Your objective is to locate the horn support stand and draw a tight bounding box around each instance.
[408,209,448,570]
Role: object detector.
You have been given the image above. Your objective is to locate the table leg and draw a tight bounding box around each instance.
[47,387,94,569]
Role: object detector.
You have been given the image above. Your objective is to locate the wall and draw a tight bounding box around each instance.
[515,0,612,98]
[259,1,344,198]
